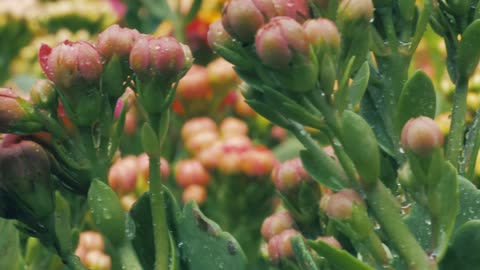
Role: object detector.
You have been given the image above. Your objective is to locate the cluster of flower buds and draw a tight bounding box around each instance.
[108,153,170,210]
[75,231,111,270]
[174,58,241,116]
[271,157,313,193]
[175,159,211,204]
[181,116,277,176]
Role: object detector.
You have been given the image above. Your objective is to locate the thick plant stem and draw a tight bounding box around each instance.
[366,182,437,270]
[149,154,170,270]
[446,77,469,168]
[64,254,88,270]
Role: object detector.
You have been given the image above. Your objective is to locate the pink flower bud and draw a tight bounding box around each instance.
[39,40,103,90]
[241,147,277,177]
[222,135,253,153]
[78,231,105,252]
[207,58,240,94]
[181,117,218,141]
[325,189,365,220]
[0,88,42,133]
[271,126,287,141]
[177,65,213,100]
[401,116,444,156]
[121,194,137,211]
[221,0,266,43]
[303,19,340,53]
[220,117,249,139]
[108,156,139,194]
[129,36,192,82]
[185,131,220,154]
[30,79,56,110]
[235,92,257,117]
[261,211,295,241]
[196,142,223,169]
[267,229,301,263]
[271,157,311,192]
[97,24,140,60]
[175,159,211,188]
[182,184,207,204]
[255,16,309,69]
[207,19,238,50]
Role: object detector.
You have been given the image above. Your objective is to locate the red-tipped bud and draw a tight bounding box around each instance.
[108,156,139,194]
[39,40,103,90]
[235,92,257,117]
[303,19,340,53]
[177,65,213,100]
[0,88,43,134]
[84,250,111,270]
[271,126,288,141]
[325,189,365,220]
[267,229,301,263]
[315,236,342,249]
[208,19,238,50]
[97,24,140,60]
[175,159,211,188]
[220,117,249,138]
[261,211,295,241]
[181,117,218,141]
[30,79,57,110]
[241,147,277,177]
[338,0,374,23]
[255,16,310,69]
[129,36,192,83]
[78,231,105,252]
[271,157,312,192]
[196,142,223,169]
[401,116,444,156]
[182,184,207,204]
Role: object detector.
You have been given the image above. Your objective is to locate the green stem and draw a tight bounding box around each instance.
[149,154,170,270]
[446,77,469,168]
[366,182,437,270]
[118,241,142,270]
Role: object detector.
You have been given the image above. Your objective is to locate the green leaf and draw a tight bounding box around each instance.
[454,176,480,229]
[176,201,247,270]
[307,239,375,270]
[0,218,22,269]
[348,61,370,110]
[457,20,480,78]
[140,0,173,19]
[340,110,380,186]
[300,149,348,191]
[461,110,480,180]
[130,193,155,270]
[141,122,161,157]
[272,138,305,162]
[245,100,291,129]
[291,236,319,270]
[54,192,73,254]
[440,220,480,270]
[88,179,126,245]
[396,70,436,133]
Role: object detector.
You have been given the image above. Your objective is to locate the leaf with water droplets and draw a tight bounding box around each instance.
[440,220,480,270]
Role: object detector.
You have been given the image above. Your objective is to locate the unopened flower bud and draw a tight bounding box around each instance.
[120,194,137,211]
[79,231,105,252]
[182,184,207,204]
[303,19,340,55]
[401,116,444,156]
[0,88,43,134]
[30,79,57,110]
[241,147,277,177]
[267,229,301,263]
[108,156,139,194]
[175,159,211,188]
[338,0,374,23]
[0,140,53,220]
[181,117,217,141]
[137,153,170,180]
[272,157,311,192]
[255,16,309,69]
[97,24,140,60]
[129,36,192,83]
[39,40,103,90]
[220,117,249,138]
[235,92,257,117]
[186,131,220,154]
[261,211,295,241]
[207,58,240,94]
[325,189,365,220]
[196,142,223,169]
[177,65,213,100]
[84,250,111,270]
